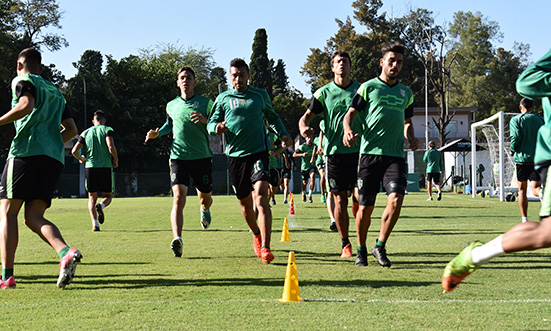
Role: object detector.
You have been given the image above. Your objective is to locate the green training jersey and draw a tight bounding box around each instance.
[308,81,361,155]
[351,77,414,158]
[509,112,544,164]
[207,87,289,157]
[267,131,281,169]
[313,136,324,166]
[423,148,442,173]
[159,95,214,160]
[516,48,551,168]
[9,74,69,164]
[79,125,115,168]
[297,142,315,171]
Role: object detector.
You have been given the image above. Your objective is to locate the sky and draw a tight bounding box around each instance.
[42,0,548,98]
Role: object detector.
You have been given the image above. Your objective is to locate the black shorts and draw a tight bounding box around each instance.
[170,158,213,193]
[269,168,280,186]
[301,167,317,182]
[357,154,407,206]
[427,172,441,184]
[282,167,292,180]
[326,153,359,192]
[316,162,325,173]
[0,155,63,208]
[86,167,113,193]
[516,164,541,182]
[227,151,269,200]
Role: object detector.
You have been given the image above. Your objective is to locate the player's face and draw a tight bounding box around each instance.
[380,51,403,80]
[306,136,313,145]
[177,70,196,94]
[331,55,351,76]
[230,66,250,92]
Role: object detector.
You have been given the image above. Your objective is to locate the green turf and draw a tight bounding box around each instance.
[1,192,550,330]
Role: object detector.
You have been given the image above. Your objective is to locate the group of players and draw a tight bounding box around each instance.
[1,44,550,294]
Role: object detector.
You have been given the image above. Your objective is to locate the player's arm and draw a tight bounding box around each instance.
[207,98,228,135]
[516,48,551,99]
[0,92,34,126]
[293,147,308,158]
[298,109,317,139]
[404,102,418,151]
[60,105,78,143]
[106,134,118,168]
[509,118,520,156]
[263,92,293,147]
[71,140,86,164]
[343,90,367,147]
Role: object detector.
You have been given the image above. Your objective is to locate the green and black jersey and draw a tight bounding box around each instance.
[297,142,315,171]
[423,148,442,173]
[509,112,544,164]
[9,74,71,165]
[516,48,551,169]
[78,125,115,168]
[308,81,361,155]
[159,95,214,160]
[207,87,289,157]
[351,77,414,158]
[267,131,282,170]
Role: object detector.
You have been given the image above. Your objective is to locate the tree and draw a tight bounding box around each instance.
[250,28,273,96]
[272,59,288,95]
[272,87,307,139]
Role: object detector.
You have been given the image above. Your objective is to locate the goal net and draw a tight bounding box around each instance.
[470,111,518,201]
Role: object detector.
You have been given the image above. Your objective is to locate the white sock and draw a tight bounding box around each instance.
[93,219,99,227]
[308,191,312,197]
[522,217,529,223]
[471,235,505,265]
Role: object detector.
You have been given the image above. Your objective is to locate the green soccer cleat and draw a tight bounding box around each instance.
[442,241,484,292]
[200,208,211,229]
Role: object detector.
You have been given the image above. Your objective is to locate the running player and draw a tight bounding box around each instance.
[280,147,295,204]
[207,58,292,264]
[423,140,442,201]
[298,51,361,258]
[293,135,316,203]
[343,43,419,267]
[72,110,118,231]
[267,128,283,205]
[0,48,82,289]
[145,65,214,258]
[442,48,551,291]
[313,128,327,204]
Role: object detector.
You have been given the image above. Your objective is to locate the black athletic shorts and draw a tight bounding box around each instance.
[426,172,441,184]
[227,151,269,200]
[282,166,292,180]
[86,167,113,193]
[326,153,359,193]
[316,162,325,173]
[301,167,317,182]
[516,163,541,182]
[0,155,63,208]
[170,158,213,193]
[357,154,407,206]
[269,168,280,186]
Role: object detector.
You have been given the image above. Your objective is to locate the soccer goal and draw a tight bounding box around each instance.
[471,111,518,202]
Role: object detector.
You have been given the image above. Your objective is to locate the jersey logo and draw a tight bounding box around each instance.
[380,94,405,107]
[400,89,406,97]
[194,101,200,109]
[229,98,248,109]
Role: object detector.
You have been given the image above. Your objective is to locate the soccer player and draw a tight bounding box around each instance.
[298,51,361,258]
[267,128,283,205]
[343,43,419,267]
[72,110,118,231]
[313,128,327,205]
[0,48,82,289]
[442,48,551,292]
[293,135,317,203]
[145,65,214,258]
[423,141,442,201]
[207,58,292,264]
[509,98,544,222]
[280,147,295,204]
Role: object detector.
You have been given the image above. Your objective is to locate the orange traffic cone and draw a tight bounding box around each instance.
[279,251,301,302]
[281,217,290,242]
[289,193,295,215]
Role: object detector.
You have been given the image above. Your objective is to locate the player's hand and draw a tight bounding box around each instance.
[343,130,358,147]
[303,152,310,157]
[78,157,86,164]
[190,111,207,124]
[215,121,229,134]
[113,159,118,168]
[409,137,419,151]
[145,128,159,143]
[282,135,293,148]
[300,126,314,139]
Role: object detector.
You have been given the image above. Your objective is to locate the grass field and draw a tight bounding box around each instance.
[0,192,550,330]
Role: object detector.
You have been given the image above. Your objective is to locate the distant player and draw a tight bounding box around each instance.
[293,135,316,203]
[423,141,442,201]
[207,58,292,264]
[343,43,418,267]
[298,51,361,258]
[509,98,544,222]
[280,147,295,204]
[267,128,283,205]
[313,127,327,205]
[442,48,551,292]
[0,48,82,289]
[72,110,119,231]
[145,65,214,258]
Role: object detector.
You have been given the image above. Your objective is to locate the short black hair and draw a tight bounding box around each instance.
[381,43,405,57]
[520,98,533,110]
[331,51,351,66]
[230,58,249,72]
[178,66,195,79]
[94,110,106,121]
[18,48,42,72]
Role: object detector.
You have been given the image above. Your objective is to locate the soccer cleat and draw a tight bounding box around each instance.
[437,191,442,201]
[308,196,313,203]
[302,193,306,202]
[261,247,274,264]
[171,238,183,257]
[329,222,338,232]
[372,245,392,267]
[321,194,326,204]
[427,197,433,201]
[253,233,262,257]
[93,225,100,232]
[57,248,82,288]
[341,243,353,258]
[200,208,211,229]
[0,276,16,289]
[95,204,104,224]
[442,241,484,292]
[272,199,276,206]
[355,249,368,267]
[283,199,288,204]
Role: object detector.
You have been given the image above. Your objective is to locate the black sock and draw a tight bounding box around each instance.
[342,237,350,248]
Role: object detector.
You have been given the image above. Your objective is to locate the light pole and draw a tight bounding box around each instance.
[71,62,87,128]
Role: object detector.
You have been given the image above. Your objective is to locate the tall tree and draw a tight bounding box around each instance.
[272,59,288,95]
[250,28,273,96]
